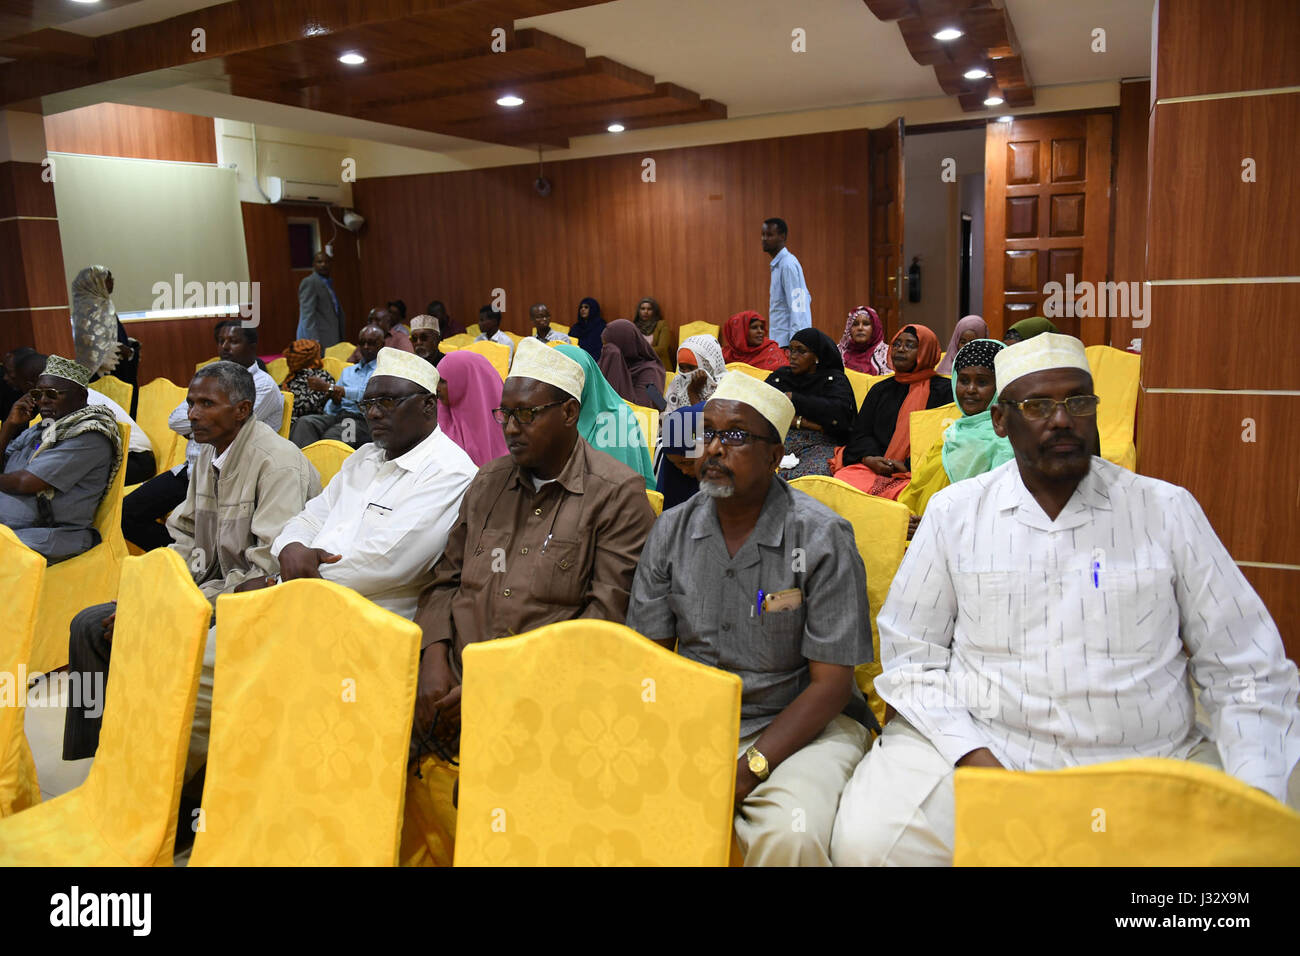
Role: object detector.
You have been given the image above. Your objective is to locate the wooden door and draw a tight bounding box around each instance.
[983,113,1114,343]
[868,118,905,339]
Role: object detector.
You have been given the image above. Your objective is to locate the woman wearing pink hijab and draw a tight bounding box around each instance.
[935,315,988,375]
[435,350,508,467]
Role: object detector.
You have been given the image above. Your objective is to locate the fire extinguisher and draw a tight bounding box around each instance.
[908,256,922,303]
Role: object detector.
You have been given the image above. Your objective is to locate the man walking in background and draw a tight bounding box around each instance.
[298,250,345,348]
[762,217,812,347]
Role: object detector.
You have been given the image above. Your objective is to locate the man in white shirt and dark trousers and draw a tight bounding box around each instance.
[831,333,1300,866]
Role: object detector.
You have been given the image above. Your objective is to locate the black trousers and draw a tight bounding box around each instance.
[121,465,188,551]
[124,449,156,486]
[62,602,117,762]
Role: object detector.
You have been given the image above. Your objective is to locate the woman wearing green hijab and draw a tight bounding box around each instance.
[1003,315,1057,344]
[554,342,656,489]
[898,338,1013,519]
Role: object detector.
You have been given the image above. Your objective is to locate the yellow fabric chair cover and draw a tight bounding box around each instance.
[190,579,421,866]
[195,356,217,372]
[0,548,211,864]
[645,489,664,516]
[0,526,45,817]
[266,356,289,385]
[724,362,769,382]
[1086,344,1139,471]
[325,342,355,362]
[844,370,890,411]
[790,476,908,728]
[454,619,742,866]
[677,320,719,344]
[278,390,294,438]
[550,322,570,335]
[322,356,351,380]
[908,403,960,472]
[463,340,510,380]
[302,439,355,487]
[504,330,524,346]
[664,369,676,390]
[625,402,658,462]
[954,757,1300,866]
[30,422,130,675]
[440,334,475,353]
[465,323,481,338]
[88,374,132,411]
[137,377,188,473]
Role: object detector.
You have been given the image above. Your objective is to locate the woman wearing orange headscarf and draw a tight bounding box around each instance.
[834,324,951,500]
[280,338,335,429]
[720,310,786,371]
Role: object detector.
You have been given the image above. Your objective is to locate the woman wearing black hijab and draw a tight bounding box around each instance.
[765,327,857,479]
[570,296,607,360]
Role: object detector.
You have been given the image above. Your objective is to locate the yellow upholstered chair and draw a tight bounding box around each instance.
[550,322,570,336]
[954,758,1300,866]
[464,340,510,380]
[646,489,664,516]
[678,320,719,343]
[0,548,211,864]
[465,323,481,337]
[278,391,294,438]
[190,579,421,866]
[302,439,354,487]
[626,402,658,461]
[845,370,888,411]
[790,476,909,728]
[908,403,960,468]
[29,422,131,675]
[322,356,351,380]
[1086,345,1140,471]
[136,377,188,474]
[265,356,289,385]
[325,342,355,363]
[454,619,742,866]
[503,330,524,347]
[0,526,45,817]
[725,362,769,382]
[89,374,132,411]
[195,356,218,372]
[664,369,676,390]
[440,334,475,353]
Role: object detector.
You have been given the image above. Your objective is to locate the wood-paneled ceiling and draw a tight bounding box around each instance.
[0,0,726,149]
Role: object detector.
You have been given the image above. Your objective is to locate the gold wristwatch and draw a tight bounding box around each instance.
[745,745,770,781]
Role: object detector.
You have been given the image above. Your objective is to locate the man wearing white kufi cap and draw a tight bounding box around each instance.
[627,372,875,866]
[833,333,1300,866]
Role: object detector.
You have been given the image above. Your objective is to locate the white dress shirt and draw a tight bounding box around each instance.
[168,361,284,473]
[877,457,1300,803]
[85,390,152,454]
[270,425,477,619]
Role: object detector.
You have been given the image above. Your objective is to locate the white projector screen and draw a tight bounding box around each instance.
[51,152,250,315]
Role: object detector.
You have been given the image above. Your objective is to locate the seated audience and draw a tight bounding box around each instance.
[0,356,121,563]
[655,401,704,510]
[627,373,873,865]
[410,314,442,367]
[838,306,890,374]
[720,310,786,371]
[412,337,656,746]
[599,318,666,407]
[831,333,1300,866]
[426,300,464,338]
[765,328,856,479]
[122,321,283,550]
[529,303,572,344]
[254,348,476,618]
[664,334,726,415]
[280,339,336,430]
[634,296,673,369]
[474,305,514,360]
[291,324,384,450]
[936,314,988,375]
[63,360,320,774]
[0,349,27,421]
[555,343,655,489]
[386,299,410,336]
[349,306,413,362]
[899,339,1012,519]
[436,350,509,466]
[836,324,951,500]
[1003,315,1057,344]
[569,297,607,360]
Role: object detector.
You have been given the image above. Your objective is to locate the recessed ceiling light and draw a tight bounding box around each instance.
[607,123,625,133]
[933,28,963,41]
[964,68,990,80]
[69,0,101,4]
[338,52,365,65]
[997,115,1014,123]
[984,95,1005,106]
[496,94,524,107]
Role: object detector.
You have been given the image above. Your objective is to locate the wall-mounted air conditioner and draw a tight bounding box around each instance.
[265,176,345,205]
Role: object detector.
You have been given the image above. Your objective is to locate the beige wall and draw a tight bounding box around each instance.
[215,120,354,207]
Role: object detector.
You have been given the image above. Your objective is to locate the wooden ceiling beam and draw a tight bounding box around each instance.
[0,28,96,63]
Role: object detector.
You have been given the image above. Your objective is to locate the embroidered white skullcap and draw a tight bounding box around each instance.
[708,372,796,441]
[994,332,1091,393]
[373,346,439,394]
[410,314,440,334]
[507,335,585,400]
[42,355,92,387]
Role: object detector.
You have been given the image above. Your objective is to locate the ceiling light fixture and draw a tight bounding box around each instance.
[984,95,1005,106]
[607,123,625,133]
[933,28,963,41]
[997,115,1014,123]
[496,94,524,107]
[69,0,101,4]
[337,52,366,65]
[964,68,990,80]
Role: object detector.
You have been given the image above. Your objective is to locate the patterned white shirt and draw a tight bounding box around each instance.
[877,457,1300,803]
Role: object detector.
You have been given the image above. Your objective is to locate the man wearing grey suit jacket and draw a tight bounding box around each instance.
[297,251,345,347]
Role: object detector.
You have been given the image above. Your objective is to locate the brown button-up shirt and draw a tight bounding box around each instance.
[414,435,656,669]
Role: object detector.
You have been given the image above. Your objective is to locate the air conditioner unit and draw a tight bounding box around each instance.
[265,176,345,205]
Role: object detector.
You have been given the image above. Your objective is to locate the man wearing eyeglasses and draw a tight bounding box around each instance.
[832,333,1300,866]
[291,323,386,450]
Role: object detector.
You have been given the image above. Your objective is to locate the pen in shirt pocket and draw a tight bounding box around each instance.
[755,589,765,617]
[1091,548,1105,588]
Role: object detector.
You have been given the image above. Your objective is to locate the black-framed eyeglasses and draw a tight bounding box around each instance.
[492,400,566,425]
[1002,395,1101,421]
[28,387,71,401]
[358,393,422,413]
[701,428,779,448]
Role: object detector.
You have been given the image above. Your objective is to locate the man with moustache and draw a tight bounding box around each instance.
[409,314,443,367]
[831,334,1300,866]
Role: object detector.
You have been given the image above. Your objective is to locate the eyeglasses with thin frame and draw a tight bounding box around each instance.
[701,428,780,448]
[492,399,567,426]
[358,393,423,414]
[1002,395,1101,421]
[28,387,72,402]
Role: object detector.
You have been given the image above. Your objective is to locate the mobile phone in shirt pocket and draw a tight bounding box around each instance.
[755,606,807,672]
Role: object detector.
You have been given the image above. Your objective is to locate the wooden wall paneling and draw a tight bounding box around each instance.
[0,160,71,356]
[1110,81,1150,348]
[43,103,216,163]
[0,159,56,218]
[1153,0,1300,101]
[126,315,226,388]
[1239,565,1300,665]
